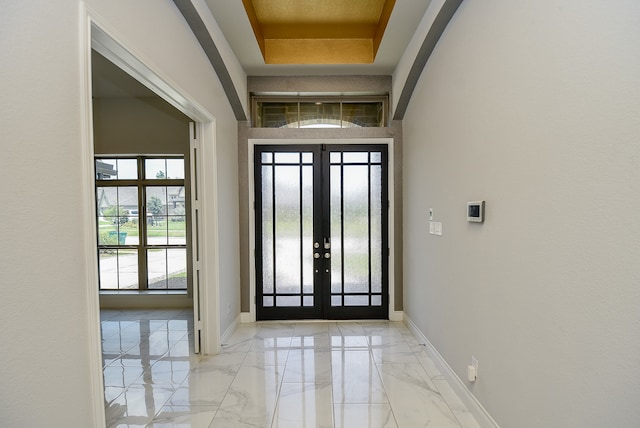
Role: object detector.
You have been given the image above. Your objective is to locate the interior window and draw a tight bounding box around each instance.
[95,157,187,291]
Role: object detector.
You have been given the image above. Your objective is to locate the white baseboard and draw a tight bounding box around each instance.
[221,314,240,345]
[240,312,254,323]
[404,315,500,428]
[389,310,404,322]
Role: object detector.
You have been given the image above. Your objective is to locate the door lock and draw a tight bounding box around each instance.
[324,253,331,259]
[314,252,321,259]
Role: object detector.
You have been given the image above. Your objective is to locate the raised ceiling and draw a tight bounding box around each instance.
[241,0,395,65]
[204,0,432,75]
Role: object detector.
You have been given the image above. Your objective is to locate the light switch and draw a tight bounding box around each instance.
[435,222,443,236]
[429,221,435,234]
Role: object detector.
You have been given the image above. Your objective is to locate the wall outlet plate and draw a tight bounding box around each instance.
[471,356,479,376]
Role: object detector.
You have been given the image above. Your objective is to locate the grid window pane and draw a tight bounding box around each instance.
[148,248,187,289]
[146,159,166,179]
[96,158,138,180]
[166,159,185,179]
[96,156,187,291]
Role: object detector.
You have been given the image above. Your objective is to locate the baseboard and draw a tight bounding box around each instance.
[221,313,240,345]
[99,292,192,309]
[240,312,254,323]
[404,315,500,428]
[389,310,404,322]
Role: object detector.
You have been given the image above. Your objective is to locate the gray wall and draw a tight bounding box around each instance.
[402,0,640,426]
[93,97,190,155]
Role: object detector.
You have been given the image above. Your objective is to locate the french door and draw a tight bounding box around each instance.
[255,144,388,320]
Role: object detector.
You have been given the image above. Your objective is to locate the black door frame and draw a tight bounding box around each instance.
[254,143,389,320]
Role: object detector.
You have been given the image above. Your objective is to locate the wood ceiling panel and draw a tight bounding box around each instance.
[251,0,385,24]
[242,0,395,64]
[261,23,378,39]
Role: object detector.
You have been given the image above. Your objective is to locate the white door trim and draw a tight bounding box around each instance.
[246,137,395,322]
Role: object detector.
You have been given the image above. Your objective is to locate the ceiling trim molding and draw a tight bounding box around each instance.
[173,0,247,121]
[392,0,464,120]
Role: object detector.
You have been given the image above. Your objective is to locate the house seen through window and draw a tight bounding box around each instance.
[95,157,188,291]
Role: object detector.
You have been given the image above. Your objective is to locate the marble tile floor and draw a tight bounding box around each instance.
[101,309,481,428]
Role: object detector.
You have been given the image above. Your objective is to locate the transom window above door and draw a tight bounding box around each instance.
[252,96,388,128]
[95,157,189,291]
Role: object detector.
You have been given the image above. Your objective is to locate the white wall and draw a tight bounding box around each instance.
[0,1,240,426]
[403,1,640,427]
[0,2,97,426]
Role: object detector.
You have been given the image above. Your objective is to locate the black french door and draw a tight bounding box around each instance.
[255,144,388,320]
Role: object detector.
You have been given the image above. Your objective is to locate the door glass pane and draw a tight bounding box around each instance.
[370,165,382,292]
[330,165,343,294]
[274,152,300,164]
[277,296,301,307]
[342,152,369,163]
[302,164,314,293]
[342,165,370,293]
[262,152,273,164]
[262,165,274,294]
[275,165,301,294]
[344,295,369,306]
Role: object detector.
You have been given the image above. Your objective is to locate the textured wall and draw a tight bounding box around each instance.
[0,2,97,426]
[403,0,640,426]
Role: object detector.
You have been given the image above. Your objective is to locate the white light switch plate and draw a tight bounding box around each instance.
[435,222,442,236]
